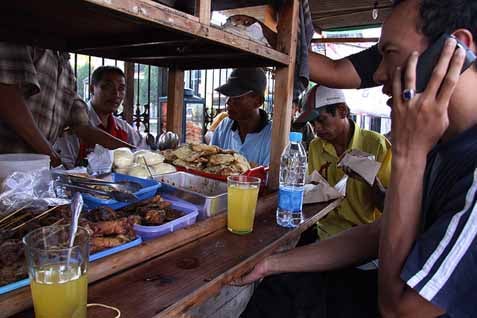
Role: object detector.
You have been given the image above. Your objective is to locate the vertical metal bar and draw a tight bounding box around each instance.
[218,69,222,112]
[147,65,151,105]
[102,57,105,66]
[115,59,118,67]
[202,69,208,141]
[211,69,215,113]
[88,55,92,100]
[74,54,78,78]
[188,70,192,89]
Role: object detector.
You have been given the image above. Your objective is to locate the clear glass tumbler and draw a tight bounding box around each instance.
[23,225,89,318]
[227,176,261,235]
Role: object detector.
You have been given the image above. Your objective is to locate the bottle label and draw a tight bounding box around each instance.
[278,187,304,212]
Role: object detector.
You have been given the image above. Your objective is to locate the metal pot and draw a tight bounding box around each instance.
[157,131,180,150]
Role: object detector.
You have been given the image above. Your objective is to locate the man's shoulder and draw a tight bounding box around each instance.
[355,128,390,153]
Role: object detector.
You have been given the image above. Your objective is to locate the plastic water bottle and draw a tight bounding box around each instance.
[276,132,308,228]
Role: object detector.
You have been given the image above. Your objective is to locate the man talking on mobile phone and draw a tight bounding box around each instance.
[236,1,477,317]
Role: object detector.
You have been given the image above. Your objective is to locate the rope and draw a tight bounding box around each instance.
[87,303,121,317]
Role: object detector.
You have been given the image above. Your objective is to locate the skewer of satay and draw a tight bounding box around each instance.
[9,206,59,232]
[0,202,32,226]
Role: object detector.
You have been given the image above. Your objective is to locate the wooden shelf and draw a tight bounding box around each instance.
[1,0,289,69]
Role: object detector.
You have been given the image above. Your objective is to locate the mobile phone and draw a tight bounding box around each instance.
[415,33,476,93]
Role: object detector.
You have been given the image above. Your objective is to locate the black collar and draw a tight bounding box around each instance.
[231,109,269,133]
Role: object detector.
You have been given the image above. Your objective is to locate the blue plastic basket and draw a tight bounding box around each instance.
[83,173,161,210]
[0,235,142,295]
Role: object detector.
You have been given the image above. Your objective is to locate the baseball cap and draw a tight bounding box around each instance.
[295,85,346,123]
[215,68,267,97]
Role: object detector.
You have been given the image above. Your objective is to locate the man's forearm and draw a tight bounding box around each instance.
[265,220,380,275]
[0,84,55,156]
[378,155,427,316]
[74,126,134,150]
[308,51,362,89]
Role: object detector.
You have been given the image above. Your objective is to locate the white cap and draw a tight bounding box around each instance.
[314,85,346,108]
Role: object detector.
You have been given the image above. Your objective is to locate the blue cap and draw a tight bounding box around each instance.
[289,132,303,143]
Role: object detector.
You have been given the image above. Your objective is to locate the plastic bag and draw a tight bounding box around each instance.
[0,168,70,215]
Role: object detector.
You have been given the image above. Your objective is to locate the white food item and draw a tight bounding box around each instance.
[134,150,164,166]
[151,163,176,175]
[127,165,150,179]
[113,148,134,168]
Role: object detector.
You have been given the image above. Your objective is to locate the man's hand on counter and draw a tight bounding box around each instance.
[231,257,271,286]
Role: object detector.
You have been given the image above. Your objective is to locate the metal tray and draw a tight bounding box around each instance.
[155,172,227,220]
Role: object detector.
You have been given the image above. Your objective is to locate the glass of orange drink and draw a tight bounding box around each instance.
[227,176,261,235]
[23,225,89,318]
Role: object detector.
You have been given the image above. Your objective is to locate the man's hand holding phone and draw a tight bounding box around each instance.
[392,37,467,160]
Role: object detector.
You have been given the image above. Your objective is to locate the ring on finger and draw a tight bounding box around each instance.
[402,88,416,101]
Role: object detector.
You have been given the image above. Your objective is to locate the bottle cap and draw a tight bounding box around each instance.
[289,132,303,143]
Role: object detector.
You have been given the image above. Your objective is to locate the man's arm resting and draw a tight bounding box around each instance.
[234,220,380,285]
[308,51,362,89]
[73,125,135,149]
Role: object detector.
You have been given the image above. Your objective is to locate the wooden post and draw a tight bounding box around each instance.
[123,62,135,124]
[166,67,185,139]
[195,0,211,25]
[268,0,299,190]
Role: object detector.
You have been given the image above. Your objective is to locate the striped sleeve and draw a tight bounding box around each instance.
[401,169,477,317]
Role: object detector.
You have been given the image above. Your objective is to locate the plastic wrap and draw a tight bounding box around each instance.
[0,168,70,215]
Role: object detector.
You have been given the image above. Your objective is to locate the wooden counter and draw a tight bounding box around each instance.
[8,195,340,318]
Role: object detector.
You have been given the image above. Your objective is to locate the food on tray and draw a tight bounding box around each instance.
[151,162,176,175]
[126,165,150,179]
[134,150,165,166]
[163,144,252,176]
[113,149,175,177]
[113,147,134,168]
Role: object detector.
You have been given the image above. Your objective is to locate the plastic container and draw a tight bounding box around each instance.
[0,235,143,295]
[276,132,308,228]
[0,153,50,180]
[82,173,161,210]
[134,200,199,240]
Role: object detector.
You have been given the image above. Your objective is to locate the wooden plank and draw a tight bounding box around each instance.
[166,67,185,139]
[312,37,379,43]
[6,194,280,318]
[195,0,211,25]
[122,62,135,124]
[313,7,392,31]
[268,0,299,191]
[13,199,338,318]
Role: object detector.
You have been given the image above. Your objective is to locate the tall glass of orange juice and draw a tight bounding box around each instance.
[227,176,261,234]
[23,225,89,318]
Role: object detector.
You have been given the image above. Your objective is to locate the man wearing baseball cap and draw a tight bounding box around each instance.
[210,68,271,166]
[296,85,391,240]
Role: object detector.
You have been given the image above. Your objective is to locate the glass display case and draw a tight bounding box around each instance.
[158,88,206,143]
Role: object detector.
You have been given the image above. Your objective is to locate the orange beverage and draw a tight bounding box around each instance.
[227,176,261,234]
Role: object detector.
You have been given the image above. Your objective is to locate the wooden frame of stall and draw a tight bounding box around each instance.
[0,1,343,317]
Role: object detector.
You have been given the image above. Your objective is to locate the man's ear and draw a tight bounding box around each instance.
[453,29,475,53]
[89,84,95,97]
[336,103,349,119]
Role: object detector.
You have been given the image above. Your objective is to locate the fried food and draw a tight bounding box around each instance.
[88,206,117,222]
[89,218,131,236]
[90,235,131,253]
[163,143,254,177]
[209,154,235,165]
[191,143,219,155]
[144,210,166,225]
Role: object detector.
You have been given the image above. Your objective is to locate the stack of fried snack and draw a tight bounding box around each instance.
[161,143,252,176]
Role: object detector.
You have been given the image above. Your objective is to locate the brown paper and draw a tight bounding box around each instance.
[337,149,381,186]
[303,171,344,204]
